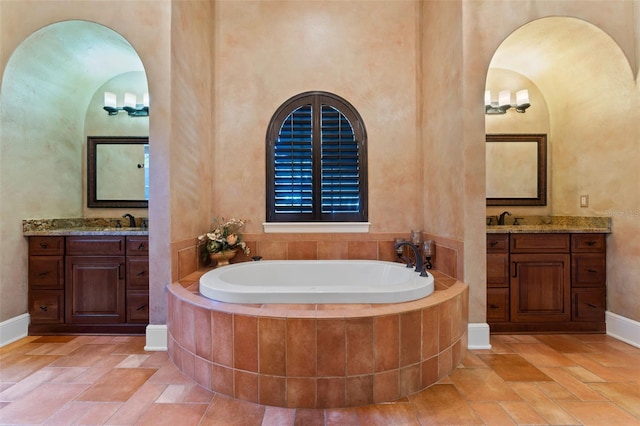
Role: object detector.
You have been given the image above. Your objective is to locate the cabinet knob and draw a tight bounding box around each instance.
[586,241,596,246]
[136,304,148,311]
[489,304,500,309]
[137,243,146,250]
[136,270,146,277]
[39,243,48,248]
[38,271,49,277]
[490,241,498,247]
[39,306,48,312]
[587,269,598,273]
[586,303,598,309]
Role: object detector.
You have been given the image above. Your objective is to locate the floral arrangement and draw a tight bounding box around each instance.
[198,217,250,260]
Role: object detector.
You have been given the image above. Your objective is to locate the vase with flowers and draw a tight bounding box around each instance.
[198,217,250,266]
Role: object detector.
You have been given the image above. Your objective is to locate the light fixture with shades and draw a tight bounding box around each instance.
[104,92,149,117]
[484,89,530,115]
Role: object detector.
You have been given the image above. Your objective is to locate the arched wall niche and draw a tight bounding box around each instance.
[484,16,640,323]
[0,20,149,322]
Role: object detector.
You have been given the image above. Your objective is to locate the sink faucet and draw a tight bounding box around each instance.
[393,241,428,277]
[497,211,511,225]
[122,213,136,228]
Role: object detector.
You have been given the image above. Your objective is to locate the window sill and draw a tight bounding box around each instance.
[262,222,371,233]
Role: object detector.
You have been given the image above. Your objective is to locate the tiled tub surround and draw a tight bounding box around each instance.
[167,270,468,409]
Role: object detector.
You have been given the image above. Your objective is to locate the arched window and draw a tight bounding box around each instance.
[266,91,368,222]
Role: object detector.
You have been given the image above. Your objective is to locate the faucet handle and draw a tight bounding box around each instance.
[513,217,524,226]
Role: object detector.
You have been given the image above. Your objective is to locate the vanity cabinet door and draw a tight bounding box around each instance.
[510,253,571,323]
[65,256,125,324]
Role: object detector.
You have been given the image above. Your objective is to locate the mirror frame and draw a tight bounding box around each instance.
[486,133,547,206]
[87,136,149,208]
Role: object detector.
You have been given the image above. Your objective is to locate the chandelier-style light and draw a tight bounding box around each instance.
[485,89,530,115]
[104,92,149,117]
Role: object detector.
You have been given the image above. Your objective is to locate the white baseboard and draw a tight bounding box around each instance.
[0,313,30,348]
[145,324,168,351]
[606,311,640,348]
[468,322,491,349]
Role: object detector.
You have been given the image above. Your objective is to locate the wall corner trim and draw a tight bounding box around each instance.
[145,324,168,351]
[0,313,30,348]
[468,322,491,349]
[606,311,640,348]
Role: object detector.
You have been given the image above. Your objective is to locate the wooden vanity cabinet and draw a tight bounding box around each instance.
[65,236,126,324]
[487,232,606,333]
[510,234,571,324]
[486,234,510,323]
[28,235,148,335]
[28,237,65,324]
[571,234,606,323]
[125,236,149,323]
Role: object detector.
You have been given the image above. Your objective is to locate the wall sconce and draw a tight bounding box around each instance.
[104,92,149,117]
[485,89,530,114]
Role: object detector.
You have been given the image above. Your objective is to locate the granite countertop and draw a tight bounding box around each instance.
[23,218,149,236]
[486,215,611,234]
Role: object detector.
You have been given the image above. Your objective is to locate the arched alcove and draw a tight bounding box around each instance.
[485,16,640,324]
[0,20,149,322]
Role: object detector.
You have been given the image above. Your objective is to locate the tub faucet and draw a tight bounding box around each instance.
[122,213,136,228]
[394,241,428,277]
[497,211,511,225]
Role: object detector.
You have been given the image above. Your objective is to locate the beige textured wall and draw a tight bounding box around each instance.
[212,0,422,234]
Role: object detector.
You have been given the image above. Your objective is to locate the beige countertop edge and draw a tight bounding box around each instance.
[487,226,611,234]
[24,229,149,236]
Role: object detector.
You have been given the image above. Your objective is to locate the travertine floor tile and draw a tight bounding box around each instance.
[469,401,517,425]
[0,333,637,425]
[555,400,640,425]
[477,353,552,382]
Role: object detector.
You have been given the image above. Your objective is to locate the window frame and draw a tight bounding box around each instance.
[266,91,368,223]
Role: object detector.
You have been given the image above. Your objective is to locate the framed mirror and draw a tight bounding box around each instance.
[87,136,149,208]
[486,133,547,206]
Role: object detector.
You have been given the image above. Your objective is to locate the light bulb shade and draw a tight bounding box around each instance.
[516,89,529,106]
[498,90,512,108]
[104,92,117,108]
[124,92,137,108]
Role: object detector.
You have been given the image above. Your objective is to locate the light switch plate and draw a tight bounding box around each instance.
[580,195,589,207]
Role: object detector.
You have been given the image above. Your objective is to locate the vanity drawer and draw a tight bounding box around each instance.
[126,236,149,255]
[487,288,509,322]
[571,234,605,253]
[572,254,606,287]
[66,236,125,256]
[487,253,509,287]
[29,256,64,289]
[572,288,605,322]
[29,237,64,256]
[510,233,570,253]
[126,257,149,290]
[487,234,509,253]
[29,290,64,324]
[126,291,149,323]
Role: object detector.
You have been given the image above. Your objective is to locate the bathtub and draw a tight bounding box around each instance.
[199,259,434,304]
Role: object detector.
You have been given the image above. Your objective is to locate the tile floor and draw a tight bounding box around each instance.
[0,333,638,425]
